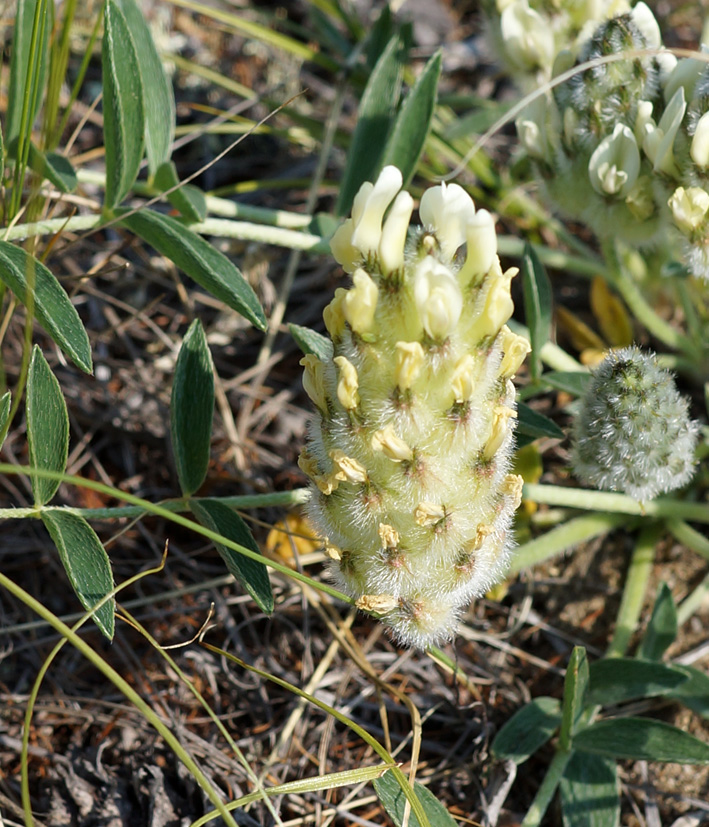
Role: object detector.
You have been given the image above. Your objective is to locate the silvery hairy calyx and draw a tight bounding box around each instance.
[512,2,709,281]
[572,346,699,501]
[298,167,529,648]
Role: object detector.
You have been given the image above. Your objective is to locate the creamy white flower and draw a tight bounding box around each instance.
[668,186,709,234]
[458,210,497,285]
[413,258,463,340]
[630,1,661,47]
[634,101,654,145]
[350,166,403,256]
[500,0,555,71]
[395,341,425,390]
[691,111,709,169]
[379,190,414,274]
[588,124,640,197]
[344,268,378,334]
[419,183,476,260]
[642,87,686,177]
[334,356,359,409]
[664,53,705,104]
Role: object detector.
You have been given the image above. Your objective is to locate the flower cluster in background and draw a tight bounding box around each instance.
[489,1,709,281]
[299,167,528,648]
[484,0,633,90]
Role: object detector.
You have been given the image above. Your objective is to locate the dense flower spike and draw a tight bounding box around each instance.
[299,168,525,648]
[571,347,699,501]
[483,0,632,90]
[503,2,709,280]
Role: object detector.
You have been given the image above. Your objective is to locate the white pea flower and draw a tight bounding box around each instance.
[642,87,686,177]
[413,258,463,340]
[588,124,640,198]
[668,187,709,234]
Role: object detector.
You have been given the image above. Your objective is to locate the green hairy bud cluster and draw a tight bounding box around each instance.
[515,2,709,280]
[483,0,632,90]
[298,166,528,648]
[571,347,699,501]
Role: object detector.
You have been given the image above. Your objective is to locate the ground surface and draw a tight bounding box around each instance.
[0,0,708,825]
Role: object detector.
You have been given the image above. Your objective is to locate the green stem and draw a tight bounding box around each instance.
[0,463,346,603]
[510,513,631,574]
[665,517,709,562]
[6,212,329,255]
[0,489,311,521]
[520,749,572,827]
[602,240,694,355]
[0,571,239,827]
[77,168,315,229]
[606,523,662,658]
[523,484,709,524]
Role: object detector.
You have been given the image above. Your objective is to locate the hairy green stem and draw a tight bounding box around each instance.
[602,240,694,355]
[523,483,709,524]
[510,513,631,574]
[606,523,663,658]
[0,488,311,521]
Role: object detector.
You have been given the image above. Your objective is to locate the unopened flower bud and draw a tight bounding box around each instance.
[484,406,517,458]
[323,288,347,339]
[458,210,497,285]
[572,347,698,500]
[330,219,358,273]
[500,0,555,71]
[469,264,517,341]
[642,87,686,177]
[451,355,477,403]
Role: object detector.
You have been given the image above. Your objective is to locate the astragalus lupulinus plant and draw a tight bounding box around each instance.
[298,167,529,648]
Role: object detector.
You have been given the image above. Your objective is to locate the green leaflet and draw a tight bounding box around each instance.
[41,509,115,639]
[118,209,267,330]
[26,346,69,506]
[190,498,273,614]
[102,0,145,209]
[171,319,214,497]
[0,241,92,373]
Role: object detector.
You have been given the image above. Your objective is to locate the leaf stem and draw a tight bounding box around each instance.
[606,523,663,658]
[523,484,709,524]
[519,748,572,827]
